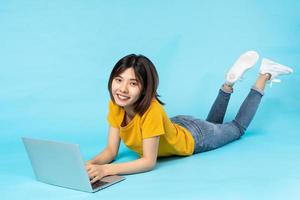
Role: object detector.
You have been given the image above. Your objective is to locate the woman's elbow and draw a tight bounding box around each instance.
[144,159,157,171]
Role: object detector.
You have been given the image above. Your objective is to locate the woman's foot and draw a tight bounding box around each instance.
[259,58,293,86]
[226,51,259,86]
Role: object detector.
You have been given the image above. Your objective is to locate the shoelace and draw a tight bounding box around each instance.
[269,78,281,87]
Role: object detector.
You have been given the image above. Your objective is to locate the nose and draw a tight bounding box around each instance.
[119,82,128,93]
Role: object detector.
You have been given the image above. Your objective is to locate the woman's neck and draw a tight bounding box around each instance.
[121,107,136,127]
[124,107,135,119]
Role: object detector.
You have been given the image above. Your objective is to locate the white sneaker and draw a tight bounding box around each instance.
[260,58,293,86]
[226,50,259,85]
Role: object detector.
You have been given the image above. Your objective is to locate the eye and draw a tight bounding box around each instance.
[130,82,138,87]
[114,78,122,83]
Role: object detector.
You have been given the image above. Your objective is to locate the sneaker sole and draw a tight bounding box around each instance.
[226,51,259,83]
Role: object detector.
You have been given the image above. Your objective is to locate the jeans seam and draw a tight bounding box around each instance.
[232,119,245,136]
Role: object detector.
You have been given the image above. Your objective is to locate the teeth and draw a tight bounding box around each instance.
[118,94,129,100]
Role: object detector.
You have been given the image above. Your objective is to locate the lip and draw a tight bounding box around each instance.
[115,93,130,101]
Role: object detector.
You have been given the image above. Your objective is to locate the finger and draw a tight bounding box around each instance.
[86,164,93,171]
[91,175,102,184]
[87,167,97,178]
[89,170,101,178]
[87,165,96,173]
[87,171,93,178]
[86,167,92,173]
[90,176,98,183]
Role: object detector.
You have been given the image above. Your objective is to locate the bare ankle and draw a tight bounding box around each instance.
[260,73,271,80]
[223,83,233,93]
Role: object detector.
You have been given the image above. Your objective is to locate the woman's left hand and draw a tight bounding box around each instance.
[86,164,109,183]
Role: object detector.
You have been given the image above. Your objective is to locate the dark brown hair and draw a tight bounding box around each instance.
[108,54,164,116]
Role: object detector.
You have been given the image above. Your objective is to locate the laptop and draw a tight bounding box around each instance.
[22,137,125,192]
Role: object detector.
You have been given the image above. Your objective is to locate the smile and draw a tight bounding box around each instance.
[117,94,130,100]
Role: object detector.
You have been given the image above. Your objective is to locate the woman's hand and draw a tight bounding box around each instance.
[86,164,108,183]
[85,160,94,166]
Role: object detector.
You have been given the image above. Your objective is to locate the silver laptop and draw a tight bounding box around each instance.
[22,137,125,192]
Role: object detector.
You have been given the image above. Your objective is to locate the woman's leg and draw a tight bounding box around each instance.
[195,58,293,153]
[206,51,259,124]
[206,84,232,124]
[196,74,269,153]
[232,74,269,134]
[226,58,293,135]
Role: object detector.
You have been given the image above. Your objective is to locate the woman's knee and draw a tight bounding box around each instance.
[232,120,246,136]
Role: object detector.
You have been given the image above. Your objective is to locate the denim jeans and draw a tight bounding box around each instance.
[171,86,264,153]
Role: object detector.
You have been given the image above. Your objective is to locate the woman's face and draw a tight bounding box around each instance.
[111,67,142,111]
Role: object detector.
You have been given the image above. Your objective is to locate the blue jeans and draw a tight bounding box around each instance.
[171,86,264,153]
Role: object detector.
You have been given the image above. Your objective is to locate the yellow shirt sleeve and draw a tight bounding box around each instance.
[107,100,120,128]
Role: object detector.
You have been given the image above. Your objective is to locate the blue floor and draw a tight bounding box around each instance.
[1,1,300,199]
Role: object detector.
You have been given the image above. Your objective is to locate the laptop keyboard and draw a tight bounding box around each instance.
[92,180,109,190]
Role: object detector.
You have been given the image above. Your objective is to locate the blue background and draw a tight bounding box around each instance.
[1,0,300,199]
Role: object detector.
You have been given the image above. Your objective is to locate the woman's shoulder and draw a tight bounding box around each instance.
[108,100,123,114]
[141,99,165,118]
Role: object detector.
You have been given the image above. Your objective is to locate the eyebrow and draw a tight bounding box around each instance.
[116,75,139,82]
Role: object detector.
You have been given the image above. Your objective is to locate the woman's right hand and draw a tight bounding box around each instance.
[85,160,95,168]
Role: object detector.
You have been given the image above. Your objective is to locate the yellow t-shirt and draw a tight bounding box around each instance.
[107,99,195,157]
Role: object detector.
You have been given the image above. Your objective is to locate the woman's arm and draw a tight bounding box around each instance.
[86,126,121,165]
[87,136,160,183]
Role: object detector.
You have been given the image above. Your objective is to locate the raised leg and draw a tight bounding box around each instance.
[206,85,232,124]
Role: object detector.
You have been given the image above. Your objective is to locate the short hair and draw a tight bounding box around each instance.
[108,54,164,116]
